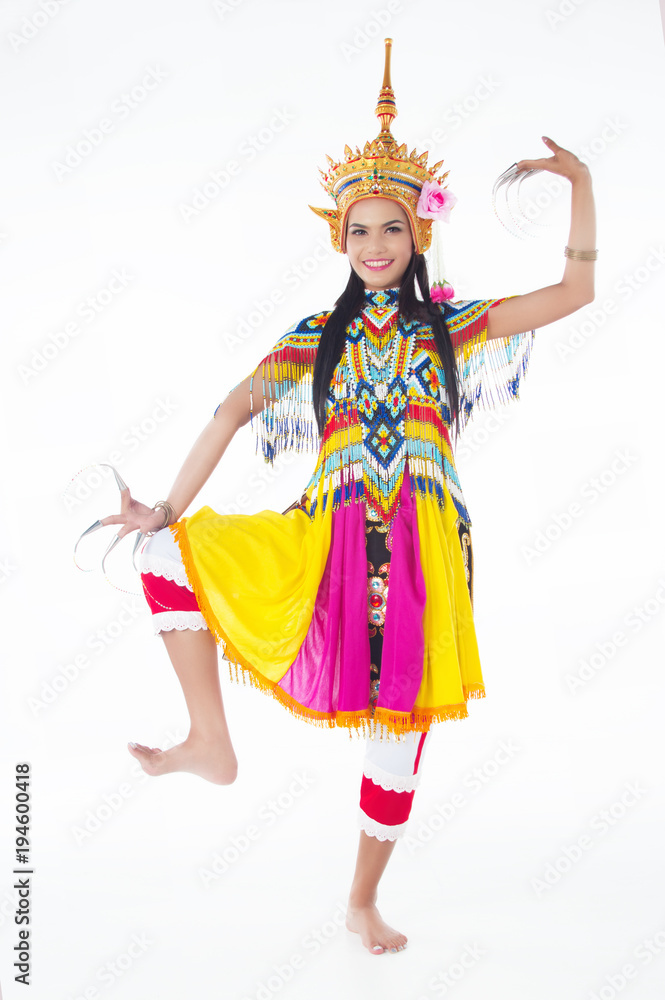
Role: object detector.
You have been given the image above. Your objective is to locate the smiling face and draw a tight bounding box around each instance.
[345,198,415,290]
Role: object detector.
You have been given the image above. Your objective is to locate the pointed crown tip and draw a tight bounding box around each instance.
[375,36,397,137]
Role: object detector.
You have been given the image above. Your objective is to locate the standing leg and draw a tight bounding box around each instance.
[346,833,402,954]
[346,726,431,954]
[128,528,238,784]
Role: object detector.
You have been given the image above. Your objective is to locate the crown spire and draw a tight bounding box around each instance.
[375,37,397,151]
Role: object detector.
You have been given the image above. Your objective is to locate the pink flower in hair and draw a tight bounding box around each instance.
[431,281,455,303]
[416,180,457,222]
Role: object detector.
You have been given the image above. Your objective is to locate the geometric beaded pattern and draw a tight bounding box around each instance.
[240,288,535,529]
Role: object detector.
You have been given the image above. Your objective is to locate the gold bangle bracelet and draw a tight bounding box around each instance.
[152,500,177,528]
[564,246,598,261]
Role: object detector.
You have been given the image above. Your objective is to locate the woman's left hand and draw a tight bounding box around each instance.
[516,136,590,183]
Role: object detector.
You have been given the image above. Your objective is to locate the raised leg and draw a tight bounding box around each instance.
[129,626,238,784]
[130,529,238,784]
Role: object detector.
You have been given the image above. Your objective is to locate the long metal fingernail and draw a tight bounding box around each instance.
[132,532,146,574]
[100,464,129,492]
[101,534,122,576]
[73,520,105,568]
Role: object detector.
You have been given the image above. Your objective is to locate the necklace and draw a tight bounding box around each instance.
[359,313,413,400]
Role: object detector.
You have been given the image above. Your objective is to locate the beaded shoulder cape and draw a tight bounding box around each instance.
[237,287,534,528]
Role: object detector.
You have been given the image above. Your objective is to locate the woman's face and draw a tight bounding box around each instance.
[345,198,414,290]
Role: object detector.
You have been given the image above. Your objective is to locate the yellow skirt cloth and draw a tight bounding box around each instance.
[169,460,484,739]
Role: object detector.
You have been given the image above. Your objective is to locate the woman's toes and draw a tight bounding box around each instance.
[388,935,407,953]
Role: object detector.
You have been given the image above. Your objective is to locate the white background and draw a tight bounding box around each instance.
[1,1,664,998]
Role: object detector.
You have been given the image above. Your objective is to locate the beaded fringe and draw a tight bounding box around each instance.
[226,657,486,740]
[248,319,534,524]
[455,325,535,437]
[250,344,319,462]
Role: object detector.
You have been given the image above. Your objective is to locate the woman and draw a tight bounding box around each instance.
[96,40,596,955]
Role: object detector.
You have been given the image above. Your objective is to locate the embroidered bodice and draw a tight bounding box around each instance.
[322,287,452,523]
[234,287,534,527]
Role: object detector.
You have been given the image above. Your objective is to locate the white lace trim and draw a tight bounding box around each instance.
[362,759,421,793]
[139,553,194,592]
[152,611,208,634]
[358,808,408,842]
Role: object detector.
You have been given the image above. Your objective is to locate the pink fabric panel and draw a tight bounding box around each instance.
[277,492,371,714]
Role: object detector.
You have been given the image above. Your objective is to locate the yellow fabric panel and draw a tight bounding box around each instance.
[175,499,332,681]
[413,486,484,711]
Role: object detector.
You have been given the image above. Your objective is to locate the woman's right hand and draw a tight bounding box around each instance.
[100,487,171,539]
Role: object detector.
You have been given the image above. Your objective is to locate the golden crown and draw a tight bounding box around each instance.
[309,38,450,255]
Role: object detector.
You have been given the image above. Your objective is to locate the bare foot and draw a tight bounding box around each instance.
[127,734,238,785]
[346,895,407,955]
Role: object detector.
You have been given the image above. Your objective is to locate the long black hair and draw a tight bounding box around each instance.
[312,252,461,444]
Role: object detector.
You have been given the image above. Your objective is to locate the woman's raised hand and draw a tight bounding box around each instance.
[100,487,168,539]
[516,136,590,183]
